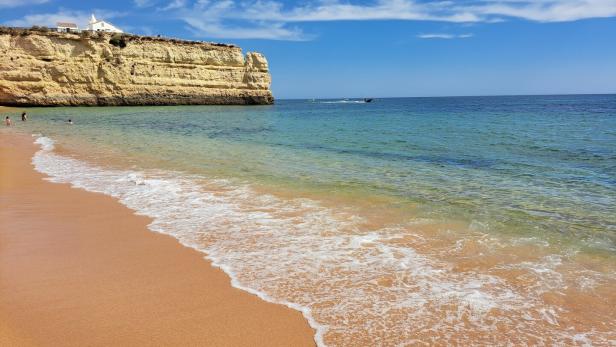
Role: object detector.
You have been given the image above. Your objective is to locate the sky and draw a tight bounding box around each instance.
[1,0,616,99]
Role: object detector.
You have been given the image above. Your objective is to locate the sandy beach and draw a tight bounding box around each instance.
[0,132,315,346]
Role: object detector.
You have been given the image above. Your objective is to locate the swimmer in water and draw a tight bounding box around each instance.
[5,116,11,126]
[21,112,27,121]
[67,119,73,125]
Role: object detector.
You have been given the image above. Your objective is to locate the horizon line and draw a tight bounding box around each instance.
[277,92,616,101]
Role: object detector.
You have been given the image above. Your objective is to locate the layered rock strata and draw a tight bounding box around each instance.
[0,29,273,106]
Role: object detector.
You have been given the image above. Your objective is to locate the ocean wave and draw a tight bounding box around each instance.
[31,136,615,346]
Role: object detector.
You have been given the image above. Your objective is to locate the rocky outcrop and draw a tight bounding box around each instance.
[0,29,273,106]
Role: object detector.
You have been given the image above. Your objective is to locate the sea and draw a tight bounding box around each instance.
[15,95,616,345]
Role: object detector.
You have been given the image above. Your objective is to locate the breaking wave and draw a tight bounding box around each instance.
[32,136,615,346]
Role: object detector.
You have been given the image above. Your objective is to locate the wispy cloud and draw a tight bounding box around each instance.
[0,0,47,8]
[160,0,186,11]
[177,0,308,40]
[133,0,156,8]
[5,0,616,40]
[177,0,616,22]
[468,0,616,22]
[5,9,125,28]
[121,24,156,36]
[171,0,616,40]
[418,33,474,39]
[184,20,308,41]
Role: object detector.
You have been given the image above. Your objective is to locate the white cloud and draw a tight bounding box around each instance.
[5,10,124,28]
[160,0,187,11]
[417,33,474,39]
[5,0,615,40]
[470,0,616,22]
[0,0,47,8]
[184,20,309,40]
[175,0,616,40]
[133,0,156,8]
[180,0,616,23]
[184,0,482,23]
[121,25,156,36]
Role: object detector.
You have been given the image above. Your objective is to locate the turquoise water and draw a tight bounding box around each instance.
[12,94,616,345]
[21,95,616,251]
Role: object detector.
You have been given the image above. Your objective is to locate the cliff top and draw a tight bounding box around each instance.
[0,26,238,49]
[0,25,273,106]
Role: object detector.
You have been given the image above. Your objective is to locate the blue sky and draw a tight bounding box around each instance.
[1,0,616,98]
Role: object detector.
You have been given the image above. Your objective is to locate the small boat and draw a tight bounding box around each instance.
[364,98,373,103]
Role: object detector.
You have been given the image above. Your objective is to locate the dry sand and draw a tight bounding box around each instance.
[0,132,315,346]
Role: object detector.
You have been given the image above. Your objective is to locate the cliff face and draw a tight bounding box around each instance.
[0,30,273,106]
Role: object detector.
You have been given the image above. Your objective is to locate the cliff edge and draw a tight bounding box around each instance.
[0,28,273,106]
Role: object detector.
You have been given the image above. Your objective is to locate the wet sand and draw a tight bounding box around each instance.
[0,132,315,346]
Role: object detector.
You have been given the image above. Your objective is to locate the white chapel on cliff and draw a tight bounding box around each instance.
[87,14,123,33]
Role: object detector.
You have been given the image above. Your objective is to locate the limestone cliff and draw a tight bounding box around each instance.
[0,29,273,106]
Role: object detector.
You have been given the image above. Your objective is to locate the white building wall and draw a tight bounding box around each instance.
[87,15,123,33]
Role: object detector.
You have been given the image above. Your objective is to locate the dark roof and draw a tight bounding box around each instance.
[57,22,78,28]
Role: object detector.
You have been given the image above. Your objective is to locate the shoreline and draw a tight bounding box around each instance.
[0,132,316,346]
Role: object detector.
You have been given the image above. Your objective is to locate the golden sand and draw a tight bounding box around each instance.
[0,132,315,346]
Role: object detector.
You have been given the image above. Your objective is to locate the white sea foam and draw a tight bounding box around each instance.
[317,99,368,104]
[31,136,613,346]
[34,136,55,151]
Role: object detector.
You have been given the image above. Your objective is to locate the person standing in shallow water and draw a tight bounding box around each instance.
[5,116,11,126]
[21,112,27,121]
